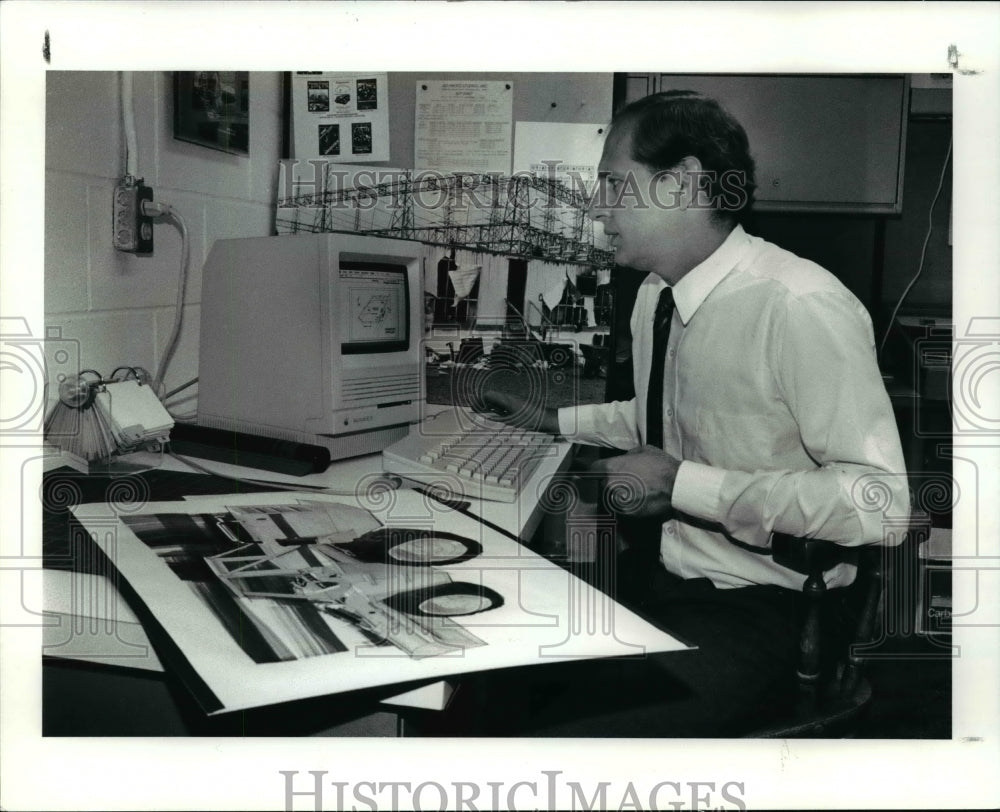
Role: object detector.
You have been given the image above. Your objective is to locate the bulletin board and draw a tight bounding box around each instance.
[282,71,614,169]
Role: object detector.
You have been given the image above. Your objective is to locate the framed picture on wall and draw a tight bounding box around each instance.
[173,71,250,155]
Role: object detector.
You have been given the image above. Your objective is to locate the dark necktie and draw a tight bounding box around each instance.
[614,288,674,605]
[645,287,675,448]
[610,286,676,607]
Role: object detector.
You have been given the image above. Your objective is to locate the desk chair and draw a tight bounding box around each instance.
[745,534,885,738]
[572,497,886,738]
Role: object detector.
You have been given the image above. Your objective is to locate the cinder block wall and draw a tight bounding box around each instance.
[44,71,283,413]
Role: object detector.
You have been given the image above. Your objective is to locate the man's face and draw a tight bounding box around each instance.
[589,128,685,275]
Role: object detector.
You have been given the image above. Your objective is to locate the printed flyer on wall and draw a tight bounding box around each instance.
[291,72,390,161]
[414,79,513,173]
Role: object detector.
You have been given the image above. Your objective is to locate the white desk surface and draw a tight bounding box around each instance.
[160,441,574,541]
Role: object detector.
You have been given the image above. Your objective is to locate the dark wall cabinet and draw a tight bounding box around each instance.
[622,74,908,214]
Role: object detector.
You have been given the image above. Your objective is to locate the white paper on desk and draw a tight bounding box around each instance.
[71,490,689,715]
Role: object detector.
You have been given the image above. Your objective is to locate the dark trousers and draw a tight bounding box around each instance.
[431,548,802,738]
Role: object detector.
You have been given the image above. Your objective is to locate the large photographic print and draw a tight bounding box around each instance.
[72,491,687,714]
[121,501,501,663]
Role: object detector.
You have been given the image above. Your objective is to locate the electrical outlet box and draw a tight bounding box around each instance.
[113,178,154,254]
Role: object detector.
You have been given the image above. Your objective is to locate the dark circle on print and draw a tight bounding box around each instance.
[344,527,482,566]
[383,580,504,617]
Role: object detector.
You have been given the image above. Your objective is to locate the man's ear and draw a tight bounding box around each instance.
[675,155,704,210]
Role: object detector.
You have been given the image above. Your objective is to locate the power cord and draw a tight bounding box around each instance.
[877,137,953,363]
[161,376,199,421]
[164,377,198,400]
[141,200,191,399]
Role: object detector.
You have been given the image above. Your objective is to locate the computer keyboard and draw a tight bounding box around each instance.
[380,406,558,502]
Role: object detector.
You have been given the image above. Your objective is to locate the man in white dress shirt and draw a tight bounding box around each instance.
[473,90,909,736]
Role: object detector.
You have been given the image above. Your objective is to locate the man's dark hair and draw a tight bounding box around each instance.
[609,90,757,225]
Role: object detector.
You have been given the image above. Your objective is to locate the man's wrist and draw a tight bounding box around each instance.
[541,407,561,435]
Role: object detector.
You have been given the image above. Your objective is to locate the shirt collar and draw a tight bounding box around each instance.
[670,224,751,325]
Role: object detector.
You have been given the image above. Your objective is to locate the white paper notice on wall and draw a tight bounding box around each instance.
[414,80,513,173]
[513,121,609,248]
[513,121,606,186]
[291,72,390,162]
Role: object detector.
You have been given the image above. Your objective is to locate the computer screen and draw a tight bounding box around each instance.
[198,233,427,461]
[339,263,409,355]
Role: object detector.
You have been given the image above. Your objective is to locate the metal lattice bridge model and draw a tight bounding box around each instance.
[276,162,614,269]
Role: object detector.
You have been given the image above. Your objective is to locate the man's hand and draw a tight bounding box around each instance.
[477,387,561,434]
[590,445,681,518]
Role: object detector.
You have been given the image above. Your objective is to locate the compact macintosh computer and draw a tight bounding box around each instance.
[198,233,427,460]
[198,232,554,500]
